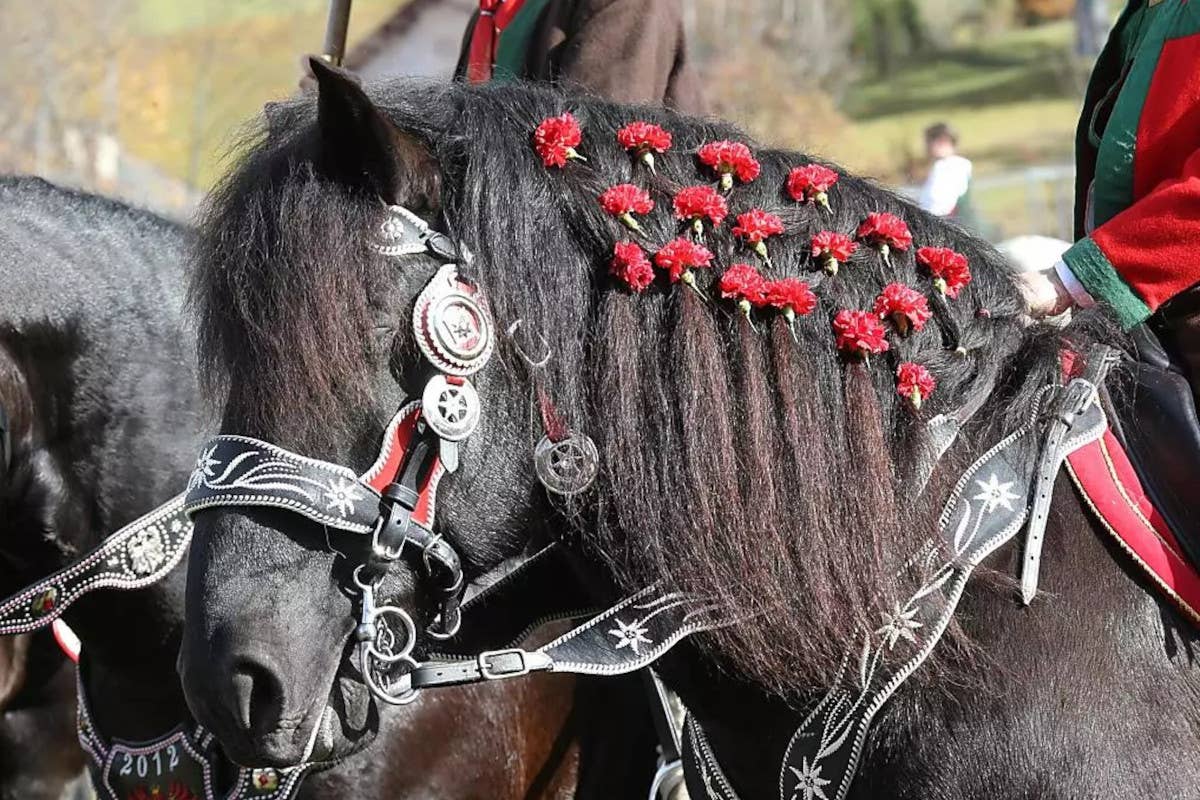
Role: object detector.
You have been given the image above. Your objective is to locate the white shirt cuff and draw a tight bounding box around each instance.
[1053,260,1096,308]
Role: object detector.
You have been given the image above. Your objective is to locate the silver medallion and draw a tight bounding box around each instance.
[534,433,600,496]
[413,264,495,376]
[421,375,481,442]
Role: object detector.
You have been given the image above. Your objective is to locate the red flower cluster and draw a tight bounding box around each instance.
[787,164,839,210]
[718,263,767,316]
[872,283,931,334]
[732,209,785,245]
[697,140,760,190]
[610,241,655,292]
[916,246,972,298]
[856,212,913,264]
[733,209,785,261]
[896,362,936,409]
[833,309,889,357]
[765,277,817,324]
[811,230,857,275]
[533,113,584,168]
[599,184,654,233]
[655,237,714,285]
[673,185,729,234]
[617,121,672,170]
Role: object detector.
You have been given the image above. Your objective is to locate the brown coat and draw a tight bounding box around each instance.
[456,0,707,114]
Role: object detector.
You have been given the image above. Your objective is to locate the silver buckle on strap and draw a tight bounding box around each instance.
[478,648,532,679]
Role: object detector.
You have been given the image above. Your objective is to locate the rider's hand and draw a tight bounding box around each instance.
[1016,268,1075,318]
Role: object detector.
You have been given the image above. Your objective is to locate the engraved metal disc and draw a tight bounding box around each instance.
[421,376,481,442]
[535,433,599,496]
[413,264,495,376]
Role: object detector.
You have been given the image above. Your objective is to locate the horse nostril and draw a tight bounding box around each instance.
[229,657,286,735]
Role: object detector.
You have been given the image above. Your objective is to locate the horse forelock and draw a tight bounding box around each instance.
[193,80,1114,693]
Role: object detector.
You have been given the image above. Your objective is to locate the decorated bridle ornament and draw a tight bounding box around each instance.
[0,497,319,800]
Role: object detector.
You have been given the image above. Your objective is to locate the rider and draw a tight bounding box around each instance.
[455,0,707,112]
[1019,0,1200,400]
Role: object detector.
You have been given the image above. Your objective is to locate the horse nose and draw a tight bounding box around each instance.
[229,654,286,736]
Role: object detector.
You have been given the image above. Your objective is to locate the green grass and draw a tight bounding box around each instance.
[821,20,1083,182]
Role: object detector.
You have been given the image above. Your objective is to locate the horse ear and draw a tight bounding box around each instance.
[309,57,440,211]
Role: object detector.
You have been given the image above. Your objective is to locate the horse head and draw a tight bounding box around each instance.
[179,63,553,767]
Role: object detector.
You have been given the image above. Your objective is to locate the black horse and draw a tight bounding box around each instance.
[178,65,1199,798]
[0,176,653,800]
[0,175,202,799]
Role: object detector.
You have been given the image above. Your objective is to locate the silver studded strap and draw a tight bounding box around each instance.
[0,496,192,636]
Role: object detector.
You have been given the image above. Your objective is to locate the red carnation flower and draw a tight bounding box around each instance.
[872,283,931,335]
[654,237,714,286]
[673,185,728,235]
[765,277,817,328]
[610,241,655,292]
[617,121,672,171]
[833,309,889,357]
[732,208,785,262]
[787,164,839,211]
[533,112,584,168]
[896,362,936,409]
[856,212,913,265]
[697,140,760,190]
[811,230,857,276]
[719,263,768,318]
[916,246,972,298]
[599,184,655,234]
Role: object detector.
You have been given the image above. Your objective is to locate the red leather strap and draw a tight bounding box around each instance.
[464,0,529,84]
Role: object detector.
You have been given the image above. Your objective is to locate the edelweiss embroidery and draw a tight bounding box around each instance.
[607,618,653,654]
[972,473,1020,514]
[189,445,220,490]
[323,478,364,517]
[875,601,922,650]
[789,757,832,800]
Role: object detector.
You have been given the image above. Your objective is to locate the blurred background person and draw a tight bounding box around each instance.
[455,0,706,112]
[919,122,974,220]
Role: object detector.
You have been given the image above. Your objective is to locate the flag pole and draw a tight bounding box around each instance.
[321,0,353,66]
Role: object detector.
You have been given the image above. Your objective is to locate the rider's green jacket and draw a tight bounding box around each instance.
[1063,0,1200,328]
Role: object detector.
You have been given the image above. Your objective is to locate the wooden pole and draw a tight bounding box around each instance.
[322,0,353,66]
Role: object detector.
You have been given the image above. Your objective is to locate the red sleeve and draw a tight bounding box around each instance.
[1067,146,1200,326]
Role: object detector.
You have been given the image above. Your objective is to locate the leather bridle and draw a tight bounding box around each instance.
[185,205,488,705]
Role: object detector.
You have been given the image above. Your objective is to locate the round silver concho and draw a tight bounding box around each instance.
[534,433,600,496]
[422,375,481,442]
[413,264,495,377]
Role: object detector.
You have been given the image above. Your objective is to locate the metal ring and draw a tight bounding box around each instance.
[361,653,421,706]
[351,565,380,594]
[365,605,417,663]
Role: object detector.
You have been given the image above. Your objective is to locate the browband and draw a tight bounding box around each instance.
[182,403,460,584]
[0,496,192,635]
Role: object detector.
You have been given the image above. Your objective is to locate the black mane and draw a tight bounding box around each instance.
[192,80,1116,693]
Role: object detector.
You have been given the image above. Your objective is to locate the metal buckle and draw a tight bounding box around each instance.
[478,648,531,680]
[370,503,411,564]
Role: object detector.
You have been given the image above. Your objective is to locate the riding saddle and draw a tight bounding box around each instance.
[1105,324,1200,571]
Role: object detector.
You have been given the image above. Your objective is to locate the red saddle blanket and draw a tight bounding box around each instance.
[1066,428,1200,626]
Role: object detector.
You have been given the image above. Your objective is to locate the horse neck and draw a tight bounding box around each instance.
[0,190,204,732]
